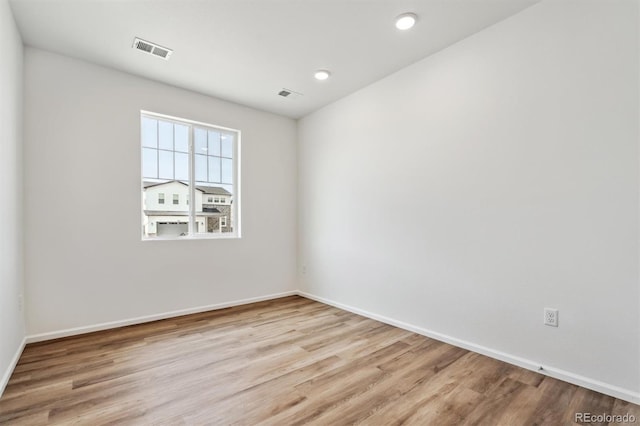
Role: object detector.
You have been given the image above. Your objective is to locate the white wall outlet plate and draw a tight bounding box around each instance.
[544,308,558,327]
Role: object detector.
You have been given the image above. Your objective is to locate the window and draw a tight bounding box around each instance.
[141,112,240,239]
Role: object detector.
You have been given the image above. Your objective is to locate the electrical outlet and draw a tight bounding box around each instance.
[544,308,558,327]
[18,294,23,312]
[302,264,307,274]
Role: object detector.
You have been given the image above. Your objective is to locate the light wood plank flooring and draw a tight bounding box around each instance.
[1,296,638,425]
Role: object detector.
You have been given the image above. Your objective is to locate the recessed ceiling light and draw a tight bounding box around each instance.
[314,70,331,81]
[395,13,417,30]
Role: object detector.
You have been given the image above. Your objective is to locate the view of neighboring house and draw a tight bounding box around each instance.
[143,180,232,237]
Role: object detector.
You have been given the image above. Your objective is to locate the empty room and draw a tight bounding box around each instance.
[1,0,639,424]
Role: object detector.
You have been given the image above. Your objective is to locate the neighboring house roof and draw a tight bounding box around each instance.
[144,210,189,216]
[144,210,223,216]
[143,180,182,190]
[143,180,231,196]
[196,186,231,196]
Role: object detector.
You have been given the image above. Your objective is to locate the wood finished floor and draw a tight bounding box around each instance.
[1,296,638,425]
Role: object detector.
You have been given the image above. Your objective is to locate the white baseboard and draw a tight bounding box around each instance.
[26,291,297,344]
[0,336,26,397]
[296,291,640,405]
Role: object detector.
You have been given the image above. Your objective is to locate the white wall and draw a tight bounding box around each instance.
[24,48,297,336]
[0,0,25,394]
[298,0,640,399]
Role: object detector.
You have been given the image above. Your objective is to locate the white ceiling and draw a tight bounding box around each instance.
[9,0,539,119]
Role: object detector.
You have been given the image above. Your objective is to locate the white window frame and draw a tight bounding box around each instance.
[141,110,241,240]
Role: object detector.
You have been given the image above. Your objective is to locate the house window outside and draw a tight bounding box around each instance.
[141,112,240,240]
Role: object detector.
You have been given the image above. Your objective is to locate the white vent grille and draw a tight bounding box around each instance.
[133,38,173,60]
[278,88,303,99]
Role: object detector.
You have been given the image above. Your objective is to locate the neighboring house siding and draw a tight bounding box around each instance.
[206,204,232,233]
[144,181,201,212]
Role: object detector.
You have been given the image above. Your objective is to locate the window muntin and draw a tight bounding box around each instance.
[142,117,192,182]
[141,112,239,240]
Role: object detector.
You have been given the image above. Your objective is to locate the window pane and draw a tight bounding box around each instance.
[159,121,173,150]
[175,152,188,181]
[142,148,158,178]
[194,128,207,154]
[208,130,221,156]
[221,134,233,157]
[208,156,221,183]
[221,158,233,184]
[142,118,157,148]
[195,154,207,182]
[159,150,174,179]
[142,114,238,239]
[175,124,188,153]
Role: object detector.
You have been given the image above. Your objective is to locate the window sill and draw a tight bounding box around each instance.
[142,233,241,242]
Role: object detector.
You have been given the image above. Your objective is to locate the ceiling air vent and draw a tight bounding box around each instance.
[278,88,303,99]
[133,37,173,60]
